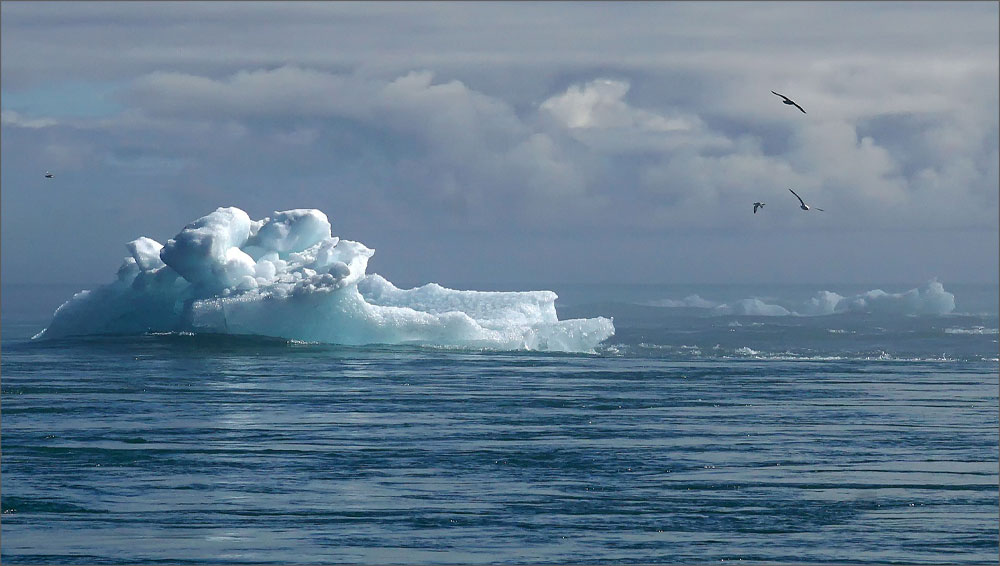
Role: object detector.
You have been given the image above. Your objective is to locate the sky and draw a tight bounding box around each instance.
[2,1,998,289]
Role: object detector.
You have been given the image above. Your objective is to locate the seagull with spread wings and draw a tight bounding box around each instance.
[789,189,823,212]
[772,91,806,114]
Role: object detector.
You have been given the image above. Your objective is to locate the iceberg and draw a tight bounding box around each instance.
[798,280,956,316]
[35,207,615,353]
[713,298,792,317]
[644,280,956,317]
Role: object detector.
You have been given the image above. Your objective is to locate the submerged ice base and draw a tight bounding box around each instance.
[36,207,614,353]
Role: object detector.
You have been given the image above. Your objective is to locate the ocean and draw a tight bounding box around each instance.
[2,281,997,564]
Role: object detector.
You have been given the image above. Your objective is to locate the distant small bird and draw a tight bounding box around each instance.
[44,171,54,179]
[772,91,806,114]
[789,188,823,211]
[753,202,765,214]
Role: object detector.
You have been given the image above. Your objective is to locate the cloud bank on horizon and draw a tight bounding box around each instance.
[1,2,997,286]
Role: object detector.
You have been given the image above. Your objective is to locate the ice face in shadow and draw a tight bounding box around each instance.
[35,207,615,353]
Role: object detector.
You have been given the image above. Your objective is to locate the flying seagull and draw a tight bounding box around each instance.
[772,91,806,114]
[753,202,765,214]
[44,171,54,179]
[789,188,824,211]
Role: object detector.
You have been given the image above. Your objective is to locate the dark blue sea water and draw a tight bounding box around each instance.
[2,282,998,564]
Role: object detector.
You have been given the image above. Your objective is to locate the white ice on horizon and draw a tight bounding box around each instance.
[798,281,955,316]
[35,207,615,352]
[645,280,956,317]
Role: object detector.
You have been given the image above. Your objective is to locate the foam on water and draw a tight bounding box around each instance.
[35,207,614,353]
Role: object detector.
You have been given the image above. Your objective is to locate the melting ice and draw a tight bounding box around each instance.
[35,207,615,352]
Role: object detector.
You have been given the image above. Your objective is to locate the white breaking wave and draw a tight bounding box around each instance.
[35,207,614,353]
[645,280,956,317]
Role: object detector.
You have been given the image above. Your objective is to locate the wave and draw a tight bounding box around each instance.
[620,342,983,363]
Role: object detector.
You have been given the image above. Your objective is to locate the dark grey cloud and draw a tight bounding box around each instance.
[2,1,997,287]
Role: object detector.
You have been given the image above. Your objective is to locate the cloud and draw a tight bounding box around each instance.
[1,2,996,285]
[541,79,692,132]
[116,67,604,226]
[125,67,364,119]
[35,61,998,236]
[537,78,731,157]
[1,110,57,128]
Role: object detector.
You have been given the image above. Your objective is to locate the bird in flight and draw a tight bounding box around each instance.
[753,202,765,214]
[772,91,806,114]
[789,189,823,211]
[44,171,54,179]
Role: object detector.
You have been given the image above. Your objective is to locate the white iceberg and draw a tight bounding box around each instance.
[35,207,615,353]
[799,280,956,316]
[645,280,956,318]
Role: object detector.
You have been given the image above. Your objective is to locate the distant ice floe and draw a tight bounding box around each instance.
[798,281,955,316]
[645,280,956,317]
[648,294,718,309]
[35,207,614,353]
[944,326,999,335]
